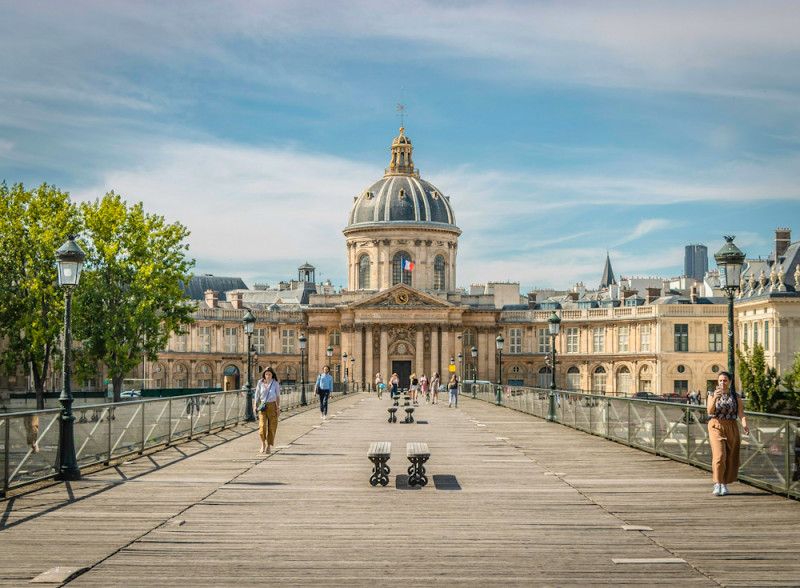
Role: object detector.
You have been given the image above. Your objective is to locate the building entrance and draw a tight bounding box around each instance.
[392,360,412,390]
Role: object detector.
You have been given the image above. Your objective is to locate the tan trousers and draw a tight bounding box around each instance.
[708,418,740,484]
[258,401,278,446]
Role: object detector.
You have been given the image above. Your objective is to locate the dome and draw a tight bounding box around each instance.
[347,128,458,229]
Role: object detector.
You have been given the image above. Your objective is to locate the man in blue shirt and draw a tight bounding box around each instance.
[314,365,334,420]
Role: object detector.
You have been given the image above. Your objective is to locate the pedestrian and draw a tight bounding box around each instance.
[430,372,440,405]
[409,373,419,404]
[707,371,749,496]
[314,365,333,420]
[24,414,39,453]
[390,373,399,399]
[448,374,459,408]
[254,367,281,455]
[375,372,385,399]
[420,373,429,404]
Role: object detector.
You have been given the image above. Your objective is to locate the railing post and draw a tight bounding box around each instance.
[627,401,632,445]
[589,396,593,433]
[208,395,212,434]
[685,405,691,463]
[189,397,194,439]
[223,391,228,428]
[786,418,792,497]
[167,398,173,446]
[605,399,610,438]
[140,402,146,455]
[653,403,658,452]
[3,416,10,498]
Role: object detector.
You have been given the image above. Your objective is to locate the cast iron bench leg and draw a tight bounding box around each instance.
[369,456,391,486]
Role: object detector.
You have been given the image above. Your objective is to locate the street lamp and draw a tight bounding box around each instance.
[458,352,463,383]
[242,311,256,422]
[350,356,356,392]
[55,235,85,481]
[495,334,504,405]
[714,236,746,393]
[342,352,348,394]
[299,333,307,406]
[547,311,562,422]
[471,346,478,398]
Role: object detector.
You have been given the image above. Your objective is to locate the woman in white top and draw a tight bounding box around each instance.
[254,367,281,454]
[375,372,385,399]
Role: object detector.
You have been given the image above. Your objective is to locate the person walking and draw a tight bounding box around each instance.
[707,371,749,496]
[430,372,440,405]
[448,374,460,408]
[420,374,429,404]
[409,373,420,404]
[390,373,399,400]
[314,365,334,420]
[254,367,281,455]
[375,372,385,399]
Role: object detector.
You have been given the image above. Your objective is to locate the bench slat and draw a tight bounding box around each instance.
[368,441,391,457]
[406,442,429,457]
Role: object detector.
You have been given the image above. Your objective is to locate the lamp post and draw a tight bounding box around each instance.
[55,235,85,481]
[350,356,356,392]
[495,334,504,405]
[547,311,561,422]
[342,352,348,394]
[242,311,256,422]
[458,352,463,383]
[299,333,307,406]
[470,346,478,398]
[714,236,746,393]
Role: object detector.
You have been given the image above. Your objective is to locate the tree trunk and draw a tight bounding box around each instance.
[112,374,124,403]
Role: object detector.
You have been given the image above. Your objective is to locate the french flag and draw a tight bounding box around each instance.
[402,258,415,272]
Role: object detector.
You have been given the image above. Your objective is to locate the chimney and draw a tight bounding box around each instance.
[204,290,219,309]
[776,228,791,258]
[646,287,661,304]
[527,291,537,308]
[621,289,636,299]
[568,291,579,301]
[690,283,698,304]
[230,292,243,310]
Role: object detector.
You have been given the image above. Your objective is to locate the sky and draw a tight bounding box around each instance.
[2,0,800,292]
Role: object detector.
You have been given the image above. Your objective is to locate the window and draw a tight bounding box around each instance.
[566,327,579,354]
[674,380,689,395]
[254,328,266,354]
[566,366,581,391]
[174,363,187,388]
[708,324,723,352]
[593,327,605,353]
[197,364,212,388]
[743,323,748,348]
[511,365,522,373]
[674,324,688,352]
[466,363,477,380]
[538,328,551,353]
[538,366,551,388]
[640,325,651,352]
[282,329,296,354]
[463,329,475,348]
[764,321,769,351]
[392,251,412,286]
[640,379,652,393]
[616,366,631,396]
[329,329,341,347]
[618,326,629,352]
[358,254,370,289]
[753,321,759,346]
[224,327,238,353]
[592,367,607,393]
[509,328,522,354]
[176,329,187,352]
[434,254,446,290]
[199,326,211,352]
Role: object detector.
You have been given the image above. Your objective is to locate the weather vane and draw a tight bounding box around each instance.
[396,91,407,128]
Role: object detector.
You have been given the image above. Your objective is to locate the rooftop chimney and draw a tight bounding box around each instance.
[690,283,698,304]
[204,290,219,309]
[527,291,537,308]
[646,287,661,304]
[776,228,791,258]
[230,292,243,310]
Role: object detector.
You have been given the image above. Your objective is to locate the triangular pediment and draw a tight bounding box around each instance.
[348,285,456,309]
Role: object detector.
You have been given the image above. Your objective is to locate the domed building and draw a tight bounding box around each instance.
[345,128,461,292]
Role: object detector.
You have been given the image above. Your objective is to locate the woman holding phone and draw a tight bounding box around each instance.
[707,371,749,496]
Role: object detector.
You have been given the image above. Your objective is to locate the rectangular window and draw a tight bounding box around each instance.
[708,324,723,352]
[674,380,689,395]
[538,328,551,353]
[641,380,652,393]
[592,371,606,393]
[509,328,522,354]
[463,329,475,348]
[674,324,688,352]
[253,328,266,354]
[764,321,769,351]
[329,330,341,346]
[640,325,650,352]
[593,327,605,353]
[618,325,629,352]
[225,327,238,353]
[743,323,748,348]
[753,321,759,346]
[199,326,211,352]
[176,329,188,352]
[566,327,579,354]
[282,329,296,354]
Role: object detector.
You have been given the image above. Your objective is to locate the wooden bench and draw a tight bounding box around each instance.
[404,406,415,423]
[406,442,430,487]
[368,441,391,486]
[387,406,398,423]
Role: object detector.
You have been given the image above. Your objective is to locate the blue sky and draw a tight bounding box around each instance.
[2,0,800,291]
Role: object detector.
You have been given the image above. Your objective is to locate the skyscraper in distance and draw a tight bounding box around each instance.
[684,244,708,281]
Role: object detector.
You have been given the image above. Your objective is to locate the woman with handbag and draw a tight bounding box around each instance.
[254,367,281,454]
[707,371,749,496]
[430,372,440,405]
[448,374,460,408]
[314,365,333,420]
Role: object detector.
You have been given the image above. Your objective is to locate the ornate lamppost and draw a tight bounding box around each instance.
[242,311,256,422]
[471,345,478,398]
[299,333,307,406]
[495,334,504,405]
[55,235,86,481]
[342,352,348,394]
[547,311,561,422]
[458,352,463,383]
[350,356,356,392]
[714,236,746,392]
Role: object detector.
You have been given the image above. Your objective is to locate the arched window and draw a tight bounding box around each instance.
[358,254,370,289]
[616,366,631,396]
[592,366,607,394]
[434,254,446,290]
[392,252,412,286]
[566,366,581,391]
[538,366,552,388]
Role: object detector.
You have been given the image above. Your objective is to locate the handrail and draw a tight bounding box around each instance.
[465,383,799,500]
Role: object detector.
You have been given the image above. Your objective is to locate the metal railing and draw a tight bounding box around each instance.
[466,383,800,499]
[1,384,339,496]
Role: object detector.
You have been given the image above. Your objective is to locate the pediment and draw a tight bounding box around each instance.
[348,285,455,310]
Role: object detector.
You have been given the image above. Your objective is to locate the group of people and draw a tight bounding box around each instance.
[374,372,461,408]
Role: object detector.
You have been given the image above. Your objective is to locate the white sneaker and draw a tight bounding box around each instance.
[720,484,729,496]
[712,483,721,495]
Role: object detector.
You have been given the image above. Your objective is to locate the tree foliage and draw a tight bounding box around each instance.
[781,353,800,416]
[73,192,194,401]
[0,183,81,408]
[737,343,783,414]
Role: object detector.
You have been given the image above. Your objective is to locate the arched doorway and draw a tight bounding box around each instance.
[223,365,240,391]
[390,341,414,389]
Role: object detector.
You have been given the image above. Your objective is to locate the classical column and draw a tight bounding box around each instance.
[365,327,374,388]
[431,327,439,378]
[441,329,452,378]
[416,327,424,376]
[380,328,389,381]
[354,326,364,387]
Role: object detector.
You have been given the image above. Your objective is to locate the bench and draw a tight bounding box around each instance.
[406,442,430,487]
[368,441,391,486]
[404,406,415,423]
[387,406,398,423]
[403,395,411,406]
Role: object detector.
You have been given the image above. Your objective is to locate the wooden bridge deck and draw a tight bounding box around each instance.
[1,393,799,587]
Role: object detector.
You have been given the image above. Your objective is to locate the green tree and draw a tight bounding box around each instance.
[73,192,194,401]
[737,343,783,413]
[0,182,81,408]
[781,353,800,416]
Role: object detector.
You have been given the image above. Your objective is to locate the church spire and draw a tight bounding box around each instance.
[386,127,418,177]
[600,252,616,289]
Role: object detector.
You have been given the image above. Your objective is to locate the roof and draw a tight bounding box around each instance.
[600,253,616,288]
[182,275,247,301]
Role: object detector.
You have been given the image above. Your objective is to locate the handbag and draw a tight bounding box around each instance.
[257,401,267,412]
